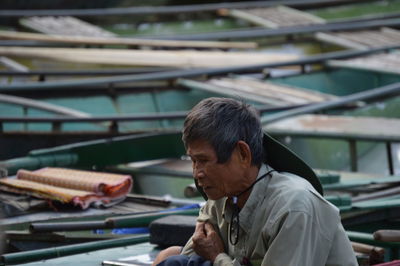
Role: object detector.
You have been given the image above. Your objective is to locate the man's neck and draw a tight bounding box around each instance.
[236,165,260,209]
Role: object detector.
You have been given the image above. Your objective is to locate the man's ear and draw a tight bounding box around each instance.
[236,140,252,167]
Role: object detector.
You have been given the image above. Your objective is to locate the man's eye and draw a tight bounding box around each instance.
[182,155,191,161]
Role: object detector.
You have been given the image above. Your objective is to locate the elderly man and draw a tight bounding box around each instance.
[154,97,357,266]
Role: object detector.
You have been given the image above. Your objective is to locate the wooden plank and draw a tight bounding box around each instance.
[0,56,28,72]
[208,77,336,103]
[0,56,29,83]
[314,32,367,50]
[0,93,91,117]
[218,8,278,28]
[178,78,285,106]
[0,46,299,68]
[19,16,115,37]
[0,195,166,226]
[265,114,400,142]
[327,52,400,75]
[315,28,400,50]
[178,77,336,106]
[0,30,257,49]
[219,6,325,28]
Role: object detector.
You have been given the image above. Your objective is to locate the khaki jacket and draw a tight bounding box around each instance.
[182,165,357,266]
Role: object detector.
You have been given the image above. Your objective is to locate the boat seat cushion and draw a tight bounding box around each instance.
[149,215,196,247]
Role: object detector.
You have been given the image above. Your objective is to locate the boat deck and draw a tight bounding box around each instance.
[1,192,168,228]
[315,28,400,49]
[20,16,116,37]
[16,241,158,266]
[220,6,325,28]
[327,52,400,75]
[179,77,336,106]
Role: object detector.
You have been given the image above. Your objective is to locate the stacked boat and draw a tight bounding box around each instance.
[1,0,400,265]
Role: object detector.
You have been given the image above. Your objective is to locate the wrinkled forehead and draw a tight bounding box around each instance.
[186,139,215,157]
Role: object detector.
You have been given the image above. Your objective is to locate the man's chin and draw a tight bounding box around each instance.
[205,193,224,201]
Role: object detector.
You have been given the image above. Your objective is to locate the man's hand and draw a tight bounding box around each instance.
[192,222,225,262]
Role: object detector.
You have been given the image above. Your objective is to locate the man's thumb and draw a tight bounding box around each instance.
[204,222,215,235]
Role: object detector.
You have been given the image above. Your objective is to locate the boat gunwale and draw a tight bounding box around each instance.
[0,0,373,17]
[1,45,399,92]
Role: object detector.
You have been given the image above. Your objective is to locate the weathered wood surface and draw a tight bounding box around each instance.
[0,94,90,117]
[219,6,325,28]
[20,16,116,37]
[327,52,400,75]
[265,114,400,141]
[178,77,336,106]
[0,56,28,72]
[0,56,29,83]
[1,194,166,226]
[0,30,257,49]
[315,27,400,50]
[0,47,299,68]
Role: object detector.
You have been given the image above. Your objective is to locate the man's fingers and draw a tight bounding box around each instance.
[193,222,205,239]
[195,222,205,233]
[204,222,215,235]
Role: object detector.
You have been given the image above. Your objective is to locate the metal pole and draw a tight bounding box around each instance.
[386,142,395,175]
[349,140,358,172]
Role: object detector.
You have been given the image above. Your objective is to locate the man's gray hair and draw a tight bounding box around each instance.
[182,97,264,166]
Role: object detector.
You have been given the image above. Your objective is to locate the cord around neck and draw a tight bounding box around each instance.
[235,169,275,198]
[230,168,275,245]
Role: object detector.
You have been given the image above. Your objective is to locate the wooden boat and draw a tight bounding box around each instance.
[1,0,400,61]
[1,0,399,103]
[1,46,399,159]
[1,126,400,264]
[0,2,400,263]
[1,62,400,260]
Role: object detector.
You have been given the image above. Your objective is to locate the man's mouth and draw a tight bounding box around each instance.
[203,186,211,191]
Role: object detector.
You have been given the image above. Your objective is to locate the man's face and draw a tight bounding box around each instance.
[186,139,246,200]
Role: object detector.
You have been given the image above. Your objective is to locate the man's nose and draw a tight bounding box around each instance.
[193,165,205,180]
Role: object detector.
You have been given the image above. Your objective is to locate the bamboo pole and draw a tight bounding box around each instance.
[0,30,257,49]
[0,46,297,68]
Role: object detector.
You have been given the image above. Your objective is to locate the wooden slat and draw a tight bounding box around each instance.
[1,193,166,226]
[315,28,400,50]
[0,93,90,117]
[208,77,335,103]
[0,56,28,72]
[265,114,400,142]
[0,30,257,49]
[20,16,116,37]
[219,6,325,28]
[0,46,299,68]
[327,52,400,75]
[179,77,336,106]
[0,56,29,83]
[128,158,192,174]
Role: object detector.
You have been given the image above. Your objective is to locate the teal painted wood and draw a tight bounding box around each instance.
[3,131,185,175]
[261,82,400,173]
[270,68,400,96]
[308,0,400,22]
[0,235,150,265]
[2,67,399,134]
[0,88,221,133]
